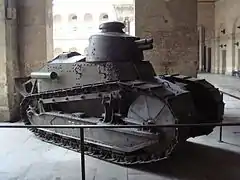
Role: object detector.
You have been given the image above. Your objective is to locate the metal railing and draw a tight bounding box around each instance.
[220,90,240,101]
[1,122,240,180]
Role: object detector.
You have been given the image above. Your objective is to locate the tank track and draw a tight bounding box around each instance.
[159,74,225,136]
[20,81,179,166]
[159,73,224,118]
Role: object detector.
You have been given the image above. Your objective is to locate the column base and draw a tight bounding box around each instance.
[0,106,10,122]
[225,67,234,75]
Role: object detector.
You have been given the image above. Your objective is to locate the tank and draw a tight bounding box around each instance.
[15,21,224,165]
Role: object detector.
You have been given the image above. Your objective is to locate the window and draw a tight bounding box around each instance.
[84,13,93,22]
[72,15,77,21]
[69,47,78,52]
[53,14,62,23]
[84,47,88,55]
[68,14,78,22]
[54,48,63,56]
[99,13,109,22]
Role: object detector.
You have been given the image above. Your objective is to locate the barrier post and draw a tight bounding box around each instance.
[219,118,223,142]
[80,128,85,180]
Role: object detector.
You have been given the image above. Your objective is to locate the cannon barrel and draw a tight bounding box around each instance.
[30,72,58,80]
[135,38,153,46]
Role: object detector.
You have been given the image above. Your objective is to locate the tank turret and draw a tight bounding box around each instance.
[86,21,153,62]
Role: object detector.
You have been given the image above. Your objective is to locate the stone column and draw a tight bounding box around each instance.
[198,25,205,72]
[0,0,20,121]
[0,0,53,122]
[135,0,198,77]
[0,0,10,121]
[17,0,53,76]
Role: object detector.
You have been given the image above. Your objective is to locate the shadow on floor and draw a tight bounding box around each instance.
[132,141,240,180]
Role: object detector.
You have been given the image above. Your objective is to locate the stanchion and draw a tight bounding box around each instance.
[219,117,224,142]
[219,123,223,142]
[80,128,85,180]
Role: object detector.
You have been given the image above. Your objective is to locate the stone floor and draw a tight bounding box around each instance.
[198,73,240,99]
[0,73,240,180]
[198,73,240,119]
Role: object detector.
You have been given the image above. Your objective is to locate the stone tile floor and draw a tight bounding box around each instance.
[198,73,240,100]
[0,73,240,180]
[198,73,240,118]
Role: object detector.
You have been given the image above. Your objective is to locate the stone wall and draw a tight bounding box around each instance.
[135,0,198,77]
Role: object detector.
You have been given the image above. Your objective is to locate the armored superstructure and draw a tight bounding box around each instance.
[15,21,224,165]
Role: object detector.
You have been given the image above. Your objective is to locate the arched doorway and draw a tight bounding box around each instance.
[207,47,212,73]
[215,37,220,73]
[221,49,227,74]
[198,25,206,72]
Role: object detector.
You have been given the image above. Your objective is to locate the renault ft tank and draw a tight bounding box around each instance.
[15,22,224,165]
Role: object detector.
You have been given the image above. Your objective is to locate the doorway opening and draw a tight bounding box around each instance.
[207,47,212,73]
[238,49,240,70]
[202,45,207,71]
[221,50,227,74]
